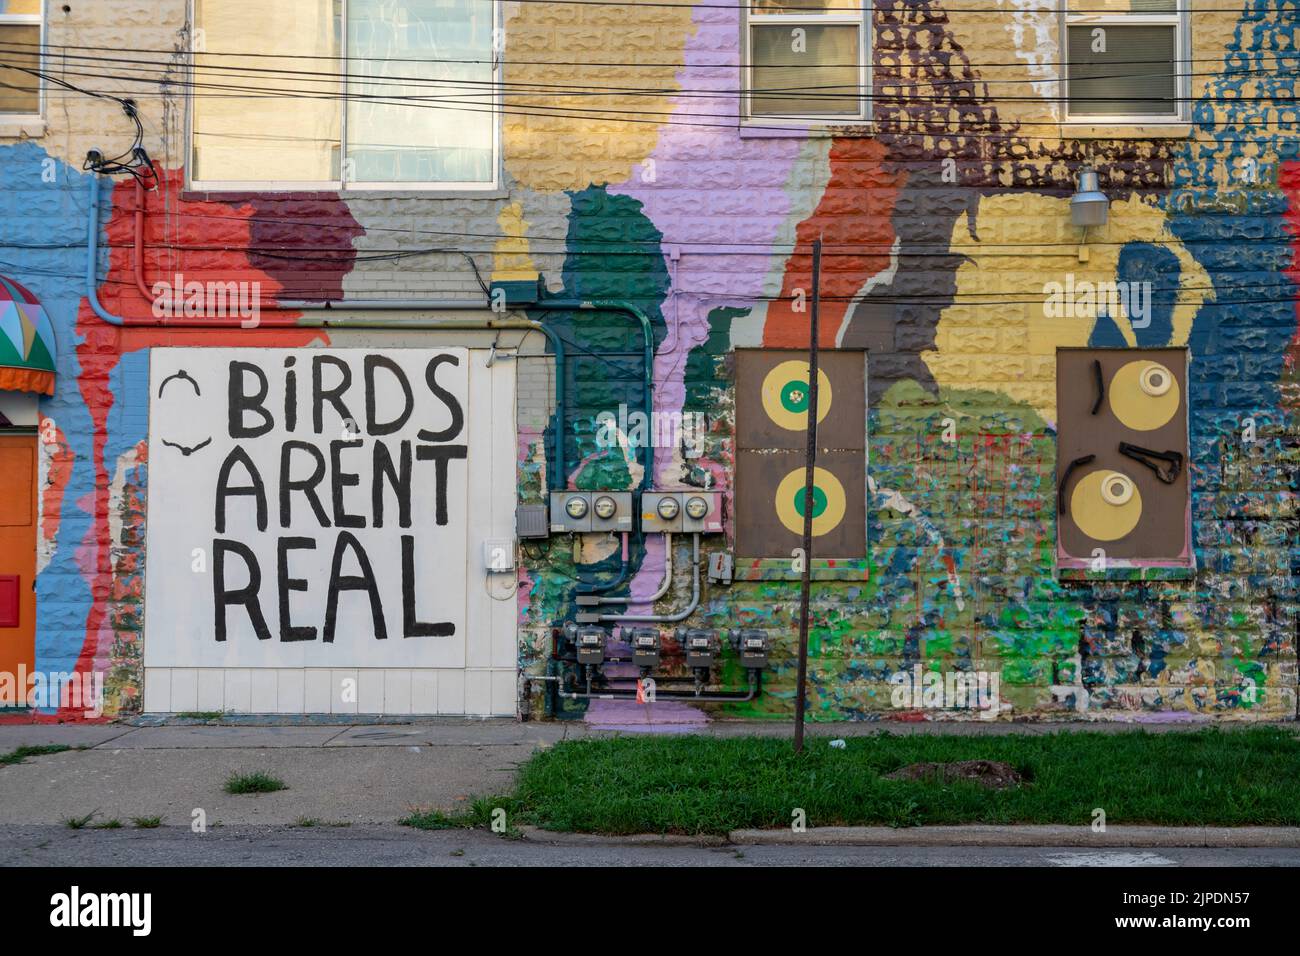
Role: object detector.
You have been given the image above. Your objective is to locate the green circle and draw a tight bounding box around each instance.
[780,380,810,414]
[793,485,827,519]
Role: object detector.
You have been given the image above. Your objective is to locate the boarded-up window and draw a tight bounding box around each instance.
[1056,348,1191,568]
[734,348,866,558]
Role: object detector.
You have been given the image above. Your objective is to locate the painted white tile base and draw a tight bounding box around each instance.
[143,668,517,716]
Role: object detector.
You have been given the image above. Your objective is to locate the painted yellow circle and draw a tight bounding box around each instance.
[1110,360,1180,432]
[775,467,847,537]
[761,360,833,431]
[1070,470,1143,542]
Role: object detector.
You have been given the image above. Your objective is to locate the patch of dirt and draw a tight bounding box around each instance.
[883,760,1024,790]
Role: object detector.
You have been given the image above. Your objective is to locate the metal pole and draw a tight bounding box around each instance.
[794,238,821,755]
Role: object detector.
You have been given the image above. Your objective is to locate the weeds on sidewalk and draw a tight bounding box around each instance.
[63,810,98,830]
[0,744,71,767]
[224,771,286,795]
[132,816,162,829]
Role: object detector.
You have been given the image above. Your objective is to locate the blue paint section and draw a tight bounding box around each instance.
[0,143,101,685]
[1163,2,1300,708]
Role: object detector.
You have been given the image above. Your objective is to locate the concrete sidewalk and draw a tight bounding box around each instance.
[0,719,1295,835]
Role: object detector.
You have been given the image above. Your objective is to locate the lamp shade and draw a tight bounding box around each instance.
[1070,167,1109,227]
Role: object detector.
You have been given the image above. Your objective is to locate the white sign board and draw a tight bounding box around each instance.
[144,348,470,669]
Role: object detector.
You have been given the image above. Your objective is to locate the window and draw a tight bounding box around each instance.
[1063,0,1187,123]
[743,1,869,124]
[190,0,499,191]
[0,0,43,118]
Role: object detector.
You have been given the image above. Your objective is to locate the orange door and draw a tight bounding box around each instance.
[0,433,37,682]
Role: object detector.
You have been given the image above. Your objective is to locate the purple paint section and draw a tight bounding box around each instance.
[612,4,805,608]
[583,698,712,733]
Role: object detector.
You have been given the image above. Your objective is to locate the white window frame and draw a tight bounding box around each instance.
[0,0,44,121]
[1060,0,1189,126]
[741,2,871,127]
[187,0,502,193]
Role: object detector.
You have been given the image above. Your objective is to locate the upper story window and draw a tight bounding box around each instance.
[0,0,43,118]
[743,1,869,124]
[190,0,499,191]
[1063,0,1188,123]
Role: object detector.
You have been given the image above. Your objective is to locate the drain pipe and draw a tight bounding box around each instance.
[599,533,700,623]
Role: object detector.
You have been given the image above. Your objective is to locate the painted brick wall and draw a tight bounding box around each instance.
[1,0,1296,721]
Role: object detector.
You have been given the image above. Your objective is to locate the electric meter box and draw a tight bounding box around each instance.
[630,628,661,669]
[680,628,718,669]
[681,491,724,533]
[550,491,592,533]
[640,491,685,533]
[590,491,633,533]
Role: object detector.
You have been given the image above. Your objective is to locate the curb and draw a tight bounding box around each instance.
[517,826,729,847]
[518,824,1300,848]
[728,825,1300,848]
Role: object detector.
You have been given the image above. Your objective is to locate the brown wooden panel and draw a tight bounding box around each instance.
[735,348,865,450]
[1056,348,1189,561]
[735,449,866,559]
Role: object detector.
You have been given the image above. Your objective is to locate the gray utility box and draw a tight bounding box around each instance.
[681,490,725,533]
[679,628,718,668]
[549,491,634,533]
[590,492,634,532]
[640,491,684,533]
[732,629,769,669]
[550,491,592,532]
[640,490,725,533]
[516,503,550,539]
[572,625,607,665]
[630,628,661,668]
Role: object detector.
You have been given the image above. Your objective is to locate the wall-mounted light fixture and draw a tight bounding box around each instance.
[1070,167,1109,227]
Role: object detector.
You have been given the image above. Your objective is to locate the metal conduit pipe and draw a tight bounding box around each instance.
[87,169,579,489]
[596,532,672,605]
[558,670,760,703]
[599,533,700,623]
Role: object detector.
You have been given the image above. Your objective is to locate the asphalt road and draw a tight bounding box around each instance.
[3,825,1299,867]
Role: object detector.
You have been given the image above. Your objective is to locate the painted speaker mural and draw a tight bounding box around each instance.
[1056,349,1192,569]
[734,349,866,559]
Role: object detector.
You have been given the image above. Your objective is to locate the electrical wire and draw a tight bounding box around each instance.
[11,63,1300,138]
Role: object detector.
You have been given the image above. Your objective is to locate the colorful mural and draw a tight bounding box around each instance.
[1,0,1296,721]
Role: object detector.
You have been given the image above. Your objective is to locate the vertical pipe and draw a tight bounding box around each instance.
[794,238,822,754]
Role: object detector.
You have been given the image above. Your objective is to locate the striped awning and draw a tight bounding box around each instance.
[0,274,57,396]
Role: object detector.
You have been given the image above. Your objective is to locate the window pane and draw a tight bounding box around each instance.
[1066,0,1176,14]
[751,1,861,14]
[0,24,39,114]
[1067,24,1177,116]
[346,0,495,185]
[750,24,860,117]
[191,0,341,184]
